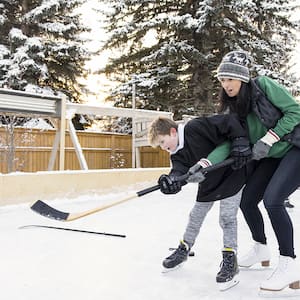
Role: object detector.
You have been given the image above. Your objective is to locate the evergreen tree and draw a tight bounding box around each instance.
[100,0,299,119]
[0,0,91,102]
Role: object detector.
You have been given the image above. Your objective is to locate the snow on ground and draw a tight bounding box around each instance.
[0,183,300,300]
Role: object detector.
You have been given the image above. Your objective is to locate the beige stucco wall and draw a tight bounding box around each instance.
[0,168,169,206]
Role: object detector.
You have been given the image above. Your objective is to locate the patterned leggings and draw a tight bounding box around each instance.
[183,189,242,251]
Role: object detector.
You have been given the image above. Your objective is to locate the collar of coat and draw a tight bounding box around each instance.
[170,123,185,154]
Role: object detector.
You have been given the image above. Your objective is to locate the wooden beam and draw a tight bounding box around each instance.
[67,103,173,119]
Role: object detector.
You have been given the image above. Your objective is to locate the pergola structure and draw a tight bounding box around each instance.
[66,103,173,168]
[0,88,173,170]
[0,88,67,170]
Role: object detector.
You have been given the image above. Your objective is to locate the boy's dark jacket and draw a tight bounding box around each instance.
[169,115,253,202]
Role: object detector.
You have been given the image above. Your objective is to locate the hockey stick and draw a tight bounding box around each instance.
[19,224,126,238]
[31,185,161,222]
[30,158,234,222]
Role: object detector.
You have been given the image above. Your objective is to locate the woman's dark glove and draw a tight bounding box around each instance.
[186,158,210,183]
[158,174,182,194]
[187,164,205,183]
[230,137,252,170]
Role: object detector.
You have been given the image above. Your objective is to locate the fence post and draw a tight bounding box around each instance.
[132,80,136,168]
[58,95,66,170]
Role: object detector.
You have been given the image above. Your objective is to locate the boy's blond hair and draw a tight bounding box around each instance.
[148,117,178,147]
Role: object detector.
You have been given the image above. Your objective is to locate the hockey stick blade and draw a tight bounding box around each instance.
[19,224,126,238]
[31,200,69,221]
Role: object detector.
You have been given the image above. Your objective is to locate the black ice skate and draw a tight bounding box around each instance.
[216,248,239,291]
[162,240,190,272]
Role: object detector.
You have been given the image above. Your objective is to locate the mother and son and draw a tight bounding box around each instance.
[148,50,300,294]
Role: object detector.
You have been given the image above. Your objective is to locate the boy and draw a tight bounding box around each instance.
[148,115,253,290]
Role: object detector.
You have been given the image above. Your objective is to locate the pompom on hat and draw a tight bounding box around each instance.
[217,51,251,83]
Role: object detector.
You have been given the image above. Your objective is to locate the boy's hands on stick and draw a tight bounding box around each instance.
[158,157,237,194]
[158,174,182,194]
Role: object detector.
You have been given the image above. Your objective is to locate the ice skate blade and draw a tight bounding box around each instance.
[260,280,300,292]
[217,275,239,291]
[259,288,300,298]
[161,263,184,274]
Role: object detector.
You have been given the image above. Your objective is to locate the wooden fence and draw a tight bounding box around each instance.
[0,127,170,173]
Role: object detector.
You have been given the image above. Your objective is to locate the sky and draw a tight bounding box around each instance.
[0,182,299,299]
[78,0,114,104]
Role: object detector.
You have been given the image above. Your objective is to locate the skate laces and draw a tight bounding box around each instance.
[220,250,235,272]
[168,241,189,259]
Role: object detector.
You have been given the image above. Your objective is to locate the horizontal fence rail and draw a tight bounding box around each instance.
[0,127,170,173]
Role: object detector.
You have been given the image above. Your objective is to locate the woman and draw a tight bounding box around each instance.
[216,50,300,292]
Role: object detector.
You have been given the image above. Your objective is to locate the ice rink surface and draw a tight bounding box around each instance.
[0,182,299,300]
